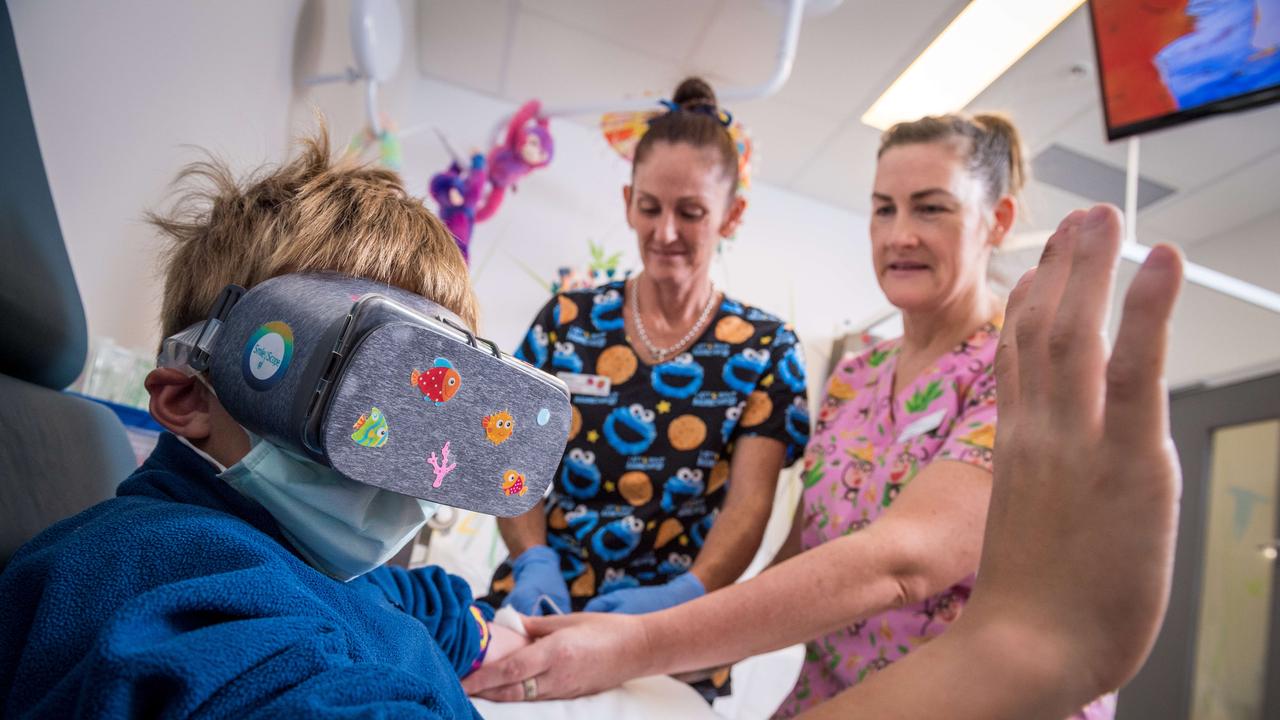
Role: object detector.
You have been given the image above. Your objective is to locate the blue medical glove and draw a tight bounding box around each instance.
[503,545,571,616]
[583,571,705,615]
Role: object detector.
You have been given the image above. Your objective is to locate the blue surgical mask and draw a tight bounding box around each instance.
[185,433,437,581]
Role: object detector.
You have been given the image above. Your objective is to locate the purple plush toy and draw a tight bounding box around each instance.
[429,153,487,262]
[475,100,554,222]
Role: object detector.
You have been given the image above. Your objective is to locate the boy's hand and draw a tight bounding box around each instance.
[484,623,530,665]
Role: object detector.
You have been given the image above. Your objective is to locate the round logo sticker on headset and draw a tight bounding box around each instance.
[242,321,294,391]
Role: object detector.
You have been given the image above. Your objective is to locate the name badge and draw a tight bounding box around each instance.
[558,372,612,397]
[897,409,946,443]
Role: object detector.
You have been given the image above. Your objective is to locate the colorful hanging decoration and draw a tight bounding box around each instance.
[347,116,403,171]
[475,100,555,223]
[429,154,488,262]
[428,101,555,265]
[600,101,754,194]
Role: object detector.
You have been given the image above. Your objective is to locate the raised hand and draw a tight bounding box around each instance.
[967,204,1184,696]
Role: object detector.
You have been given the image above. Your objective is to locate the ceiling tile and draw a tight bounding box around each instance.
[966,9,1100,155]
[787,119,883,212]
[1139,149,1280,244]
[517,0,720,62]
[416,0,514,96]
[688,1,787,90]
[1018,179,1096,233]
[728,97,848,185]
[504,9,680,105]
[1032,144,1175,211]
[693,0,968,118]
[1132,102,1280,190]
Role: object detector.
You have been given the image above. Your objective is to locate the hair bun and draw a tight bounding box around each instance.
[972,113,1027,197]
[672,77,718,112]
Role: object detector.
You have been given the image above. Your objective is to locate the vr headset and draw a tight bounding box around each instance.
[160,272,570,517]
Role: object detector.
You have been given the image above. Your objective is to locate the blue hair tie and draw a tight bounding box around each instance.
[653,99,733,127]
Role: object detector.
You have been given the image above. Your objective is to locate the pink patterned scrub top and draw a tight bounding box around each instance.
[776,318,1115,720]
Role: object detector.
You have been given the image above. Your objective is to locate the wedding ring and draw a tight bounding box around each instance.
[522,676,538,701]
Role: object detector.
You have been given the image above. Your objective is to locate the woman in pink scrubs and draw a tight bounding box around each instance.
[775,113,1111,720]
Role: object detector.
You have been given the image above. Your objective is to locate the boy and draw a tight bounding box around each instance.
[0,127,521,719]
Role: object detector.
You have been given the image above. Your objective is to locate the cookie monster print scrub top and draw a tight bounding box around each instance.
[487,281,808,609]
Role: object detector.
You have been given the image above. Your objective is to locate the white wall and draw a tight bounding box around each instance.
[10,0,302,351]
[10,0,882,394]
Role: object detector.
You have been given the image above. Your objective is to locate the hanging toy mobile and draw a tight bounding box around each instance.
[347,115,404,171]
[474,100,555,222]
[428,101,555,264]
[428,129,488,262]
[428,153,488,262]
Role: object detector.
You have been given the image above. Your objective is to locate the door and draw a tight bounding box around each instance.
[1119,372,1280,720]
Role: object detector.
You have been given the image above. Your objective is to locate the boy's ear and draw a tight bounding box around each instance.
[145,368,213,440]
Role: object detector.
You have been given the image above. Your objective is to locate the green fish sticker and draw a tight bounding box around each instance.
[351,407,389,448]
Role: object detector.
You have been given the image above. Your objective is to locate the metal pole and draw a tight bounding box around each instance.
[1120,134,1280,314]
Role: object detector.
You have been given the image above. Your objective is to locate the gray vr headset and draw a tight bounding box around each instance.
[161,272,570,517]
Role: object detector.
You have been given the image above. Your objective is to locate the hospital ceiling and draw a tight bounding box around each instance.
[416,0,1280,252]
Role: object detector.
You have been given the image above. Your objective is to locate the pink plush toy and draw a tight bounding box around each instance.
[475,100,554,222]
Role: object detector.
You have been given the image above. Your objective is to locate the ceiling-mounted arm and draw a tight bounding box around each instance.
[468,0,809,148]
[304,0,403,137]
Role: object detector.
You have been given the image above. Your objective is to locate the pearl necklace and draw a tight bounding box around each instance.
[630,277,718,363]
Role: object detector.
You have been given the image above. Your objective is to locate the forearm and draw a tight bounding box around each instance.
[799,614,1083,720]
[643,529,907,675]
[688,493,773,591]
[496,501,547,557]
[691,435,788,590]
[662,461,988,673]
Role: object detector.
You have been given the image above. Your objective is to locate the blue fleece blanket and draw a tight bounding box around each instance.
[0,433,484,719]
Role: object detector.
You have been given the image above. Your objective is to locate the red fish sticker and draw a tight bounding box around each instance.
[501,470,527,497]
[411,358,461,405]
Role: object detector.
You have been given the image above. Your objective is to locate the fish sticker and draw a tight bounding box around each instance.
[350,407,389,447]
[411,357,461,405]
[502,469,528,497]
[482,410,515,445]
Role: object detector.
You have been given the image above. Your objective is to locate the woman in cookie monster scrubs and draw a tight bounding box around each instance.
[484,77,807,698]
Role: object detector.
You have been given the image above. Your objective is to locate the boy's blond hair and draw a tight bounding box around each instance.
[150,125,477,343]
